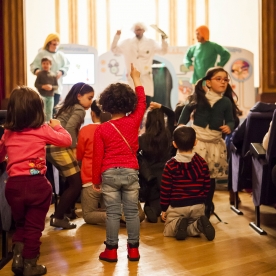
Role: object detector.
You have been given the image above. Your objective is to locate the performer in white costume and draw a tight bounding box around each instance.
[111,22,168,106]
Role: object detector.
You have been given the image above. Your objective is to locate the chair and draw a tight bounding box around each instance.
[250,109,276,235]
[230,111,273,215]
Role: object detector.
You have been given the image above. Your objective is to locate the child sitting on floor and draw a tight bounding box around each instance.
[160,126,215,241]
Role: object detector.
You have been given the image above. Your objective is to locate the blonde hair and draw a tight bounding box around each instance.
[43,33,60,50]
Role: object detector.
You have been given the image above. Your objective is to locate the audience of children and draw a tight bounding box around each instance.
[92,64,146,262]
[178,66,239,218]
[76,100,111,225]
[138,102,175,222]
[0,86,72,276]
[34,56,58,122]
[1,62,251,274]
[47,82,94,229]
[160,126,215,241]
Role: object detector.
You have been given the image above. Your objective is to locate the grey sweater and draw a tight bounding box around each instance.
[56,104,86,149]
[35,70,58,97]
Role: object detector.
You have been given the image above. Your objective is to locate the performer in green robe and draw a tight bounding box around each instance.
[184,25,230,84]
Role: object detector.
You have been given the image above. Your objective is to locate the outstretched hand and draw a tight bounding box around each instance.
[116,30,121,36]
[130,63,142,88]
[130,63,140,79]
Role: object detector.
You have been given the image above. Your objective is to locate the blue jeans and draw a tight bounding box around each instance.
[102,168,140,245]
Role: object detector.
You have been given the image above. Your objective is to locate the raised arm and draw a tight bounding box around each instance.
[111,30,123,55]
[150,102,175,134]
[153,36,168,55]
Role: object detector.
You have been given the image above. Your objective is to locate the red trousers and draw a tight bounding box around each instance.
[5,175,52,259]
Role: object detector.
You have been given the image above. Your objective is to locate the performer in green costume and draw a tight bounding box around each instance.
[184,26,230,84]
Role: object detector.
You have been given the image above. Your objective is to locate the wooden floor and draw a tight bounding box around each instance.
[1,185,276,276]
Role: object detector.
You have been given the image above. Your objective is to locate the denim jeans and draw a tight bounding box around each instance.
[102,168,140,245]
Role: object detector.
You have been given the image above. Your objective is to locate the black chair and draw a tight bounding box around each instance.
[230,111,273,215]
[0,111,13,270]
[250,109,276,235]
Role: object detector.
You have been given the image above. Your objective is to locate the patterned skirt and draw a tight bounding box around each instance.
[192,125,228,179]
[46,146,80,178]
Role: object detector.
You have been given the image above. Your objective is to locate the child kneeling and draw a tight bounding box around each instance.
[160,126,215,241]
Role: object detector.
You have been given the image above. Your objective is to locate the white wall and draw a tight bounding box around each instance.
[25,0,260,88]
[209,0,259,87]
[25,0,56,90]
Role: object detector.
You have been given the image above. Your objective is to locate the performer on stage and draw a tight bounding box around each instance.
[184,25,230,84]
[111,22,168,106]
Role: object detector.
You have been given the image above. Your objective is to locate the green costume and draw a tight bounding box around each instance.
[184,41,230,84]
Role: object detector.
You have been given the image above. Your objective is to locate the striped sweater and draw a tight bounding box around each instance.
[160,153,210,212]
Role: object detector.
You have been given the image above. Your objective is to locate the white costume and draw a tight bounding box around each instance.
[111,34,168,97]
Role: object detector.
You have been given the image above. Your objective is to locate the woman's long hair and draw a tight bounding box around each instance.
[142,109,171,160]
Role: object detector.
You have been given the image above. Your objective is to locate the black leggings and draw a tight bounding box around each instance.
[54,172,82,219]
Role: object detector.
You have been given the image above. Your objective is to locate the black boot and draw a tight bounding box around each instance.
[23,255,47,276]
[12,242,24,275]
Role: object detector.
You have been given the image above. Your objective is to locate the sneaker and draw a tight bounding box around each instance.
[197,215,215,241]
[144,206,158,223]
[99,242,118,262]
[127,242,140,261]
[175,218,188,240]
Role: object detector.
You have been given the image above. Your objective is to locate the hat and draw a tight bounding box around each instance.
[196,25,209,41]
[43,33,60,49]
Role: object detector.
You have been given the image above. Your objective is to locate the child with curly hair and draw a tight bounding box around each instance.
[92,64,146,262]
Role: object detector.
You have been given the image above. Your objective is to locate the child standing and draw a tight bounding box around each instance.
[160,126,215,241]
[0,86,71,276]
[178,67,239,218]
[47,82,94,229]
[92,64,146,262]
[76,100,111,225]
[35,56,58,122]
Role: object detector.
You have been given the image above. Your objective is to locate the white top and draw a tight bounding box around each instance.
[111,34,168,96]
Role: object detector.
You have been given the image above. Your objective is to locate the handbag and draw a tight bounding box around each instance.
[108,122,155,182]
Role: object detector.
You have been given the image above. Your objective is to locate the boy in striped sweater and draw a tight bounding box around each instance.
[160,126,215,241]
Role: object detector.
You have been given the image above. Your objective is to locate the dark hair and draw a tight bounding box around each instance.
[91,100,111,123]
[41,57,52,64]
[55,82,94,117]
[173,126,196,151]
[5,86,45,131]
[189,66,240,120]
[91,100,101,117]
[143,109,171,160]
[174,101,185,123]
[98,83,137,114]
